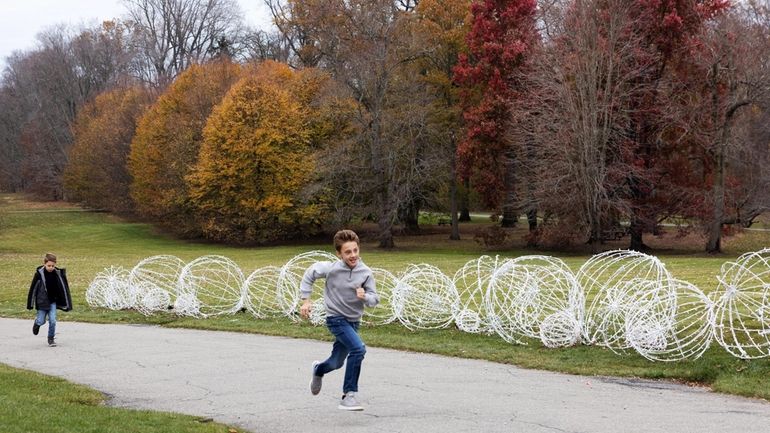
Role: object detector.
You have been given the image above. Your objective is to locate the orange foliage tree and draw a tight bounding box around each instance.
[64,86,152,213]
[128,60,241,236]
[186,61,331,244]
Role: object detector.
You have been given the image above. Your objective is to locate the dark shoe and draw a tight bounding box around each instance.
[47,337,56,347]
[310,360,322,395]
[33,322,40,335]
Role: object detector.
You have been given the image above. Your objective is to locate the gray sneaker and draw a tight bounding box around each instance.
[310,361,322,395]
[338,392,364,411]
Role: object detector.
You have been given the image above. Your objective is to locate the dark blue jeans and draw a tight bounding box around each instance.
[315,315,366,394]
[35,302,57,338]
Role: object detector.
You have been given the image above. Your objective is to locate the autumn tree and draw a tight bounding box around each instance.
[271,0,421,248]
[128,59,240,237]
[186,61,331,244]
[64,86,152,213]
[453,0,539,228]
[623,0,729,251]
[523,0,664,250]
[0,21,137,198]
[412,0,471,239]
[685,4,770,252]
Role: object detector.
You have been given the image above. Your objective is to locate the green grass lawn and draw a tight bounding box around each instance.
[2,192,770,410]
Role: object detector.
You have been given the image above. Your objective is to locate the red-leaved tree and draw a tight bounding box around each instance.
[624,0,730,250]
[453,0,539,227]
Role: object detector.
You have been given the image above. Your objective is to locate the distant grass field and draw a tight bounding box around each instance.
[1,193,769,405]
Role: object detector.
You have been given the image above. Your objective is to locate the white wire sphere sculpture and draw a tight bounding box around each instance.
[277,251,338,320]
[243,265,283,319]
[135,282,173,316]
[452,256,504,334]
[128,255,184,314]
[510,255,583,348]
[362,267,398,326]
[484,256,581,346]
[176,255,245,317]
[712,248,770,359]
[625,279,714,362]
[86,266,132,310]
[392,264,460,330]
[485,262,534,344]
[578,250,673,349]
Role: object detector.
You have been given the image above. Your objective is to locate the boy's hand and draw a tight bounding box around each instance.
[356,287,365,300]
[300,299,312,319]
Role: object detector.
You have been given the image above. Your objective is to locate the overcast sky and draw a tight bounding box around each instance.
[0,0,274,69]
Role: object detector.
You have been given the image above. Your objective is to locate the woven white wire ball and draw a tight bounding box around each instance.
[173,292,201,317]
[577,250,673,350]
[177,255,245,317]
[135,282,173,316]
[277,251,338,320]
[485,262,533,344]
[243,265,283,319]
[484,255,581,346]
[392,264,460,330]
[86,266,132,310]
[129,255,184,314]
[510,255,583,347]
[362,267,398,326]
[712,248,770,359]
[626,279,713,361]
[452,256,504,334]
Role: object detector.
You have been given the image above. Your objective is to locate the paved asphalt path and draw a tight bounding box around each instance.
[2,317,770,433]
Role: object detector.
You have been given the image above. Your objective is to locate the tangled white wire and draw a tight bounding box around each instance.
[362,267,398,326]
[393,264,460,330]
[484,256,582,347]
[453,256,502,334]
[243,265,283,319]
[129,255,183,316]
[177,255,245,317]
[626,279,713,362]
[712,248,770,359]
[86,266,131,310]
[276,251,337,321]
[578,250,673,352]
[84,248,770,361]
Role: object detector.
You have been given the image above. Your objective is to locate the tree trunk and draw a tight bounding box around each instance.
[526,208,537,231]
[458,177,471,222]
[500,149,517,228]
[628,215,645,251]
[401,199,420,234]
[449,149,460,240]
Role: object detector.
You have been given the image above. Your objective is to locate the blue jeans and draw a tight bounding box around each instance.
[315,315,366,394]
[35,302,56,338]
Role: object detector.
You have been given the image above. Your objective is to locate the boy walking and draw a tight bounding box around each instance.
[27,253,72,346]
[300,229,379,411]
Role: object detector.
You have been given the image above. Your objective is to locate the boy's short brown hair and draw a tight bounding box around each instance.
[333,229,359,252]
[44,253,57,263]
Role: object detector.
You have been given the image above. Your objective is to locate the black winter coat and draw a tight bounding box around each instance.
[26,266,73,311]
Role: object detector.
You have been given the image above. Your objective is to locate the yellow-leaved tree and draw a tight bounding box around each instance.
[64,86,152,213]
[128,60,241,236]
[187,61,331,244]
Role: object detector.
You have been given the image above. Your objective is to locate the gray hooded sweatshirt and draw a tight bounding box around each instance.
[300,259,379,321]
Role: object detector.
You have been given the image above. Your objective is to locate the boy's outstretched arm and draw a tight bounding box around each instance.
[298,262,333,319]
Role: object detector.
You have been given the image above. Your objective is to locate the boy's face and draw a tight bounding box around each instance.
[44,261,56,272]
[337,241,359,268]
